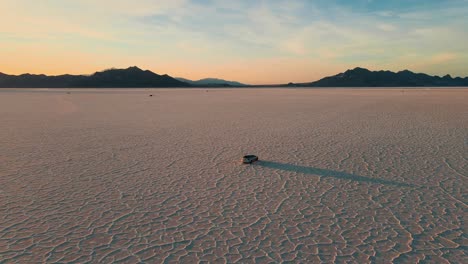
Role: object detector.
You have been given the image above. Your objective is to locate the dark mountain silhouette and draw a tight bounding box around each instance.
[289,67,468,87]
[0,67,188,88]
[1,66,466,88]
[176,77,246,87]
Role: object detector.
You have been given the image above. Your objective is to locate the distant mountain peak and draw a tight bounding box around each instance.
[99,66,143,73]
[346,67,371,74]
[175,77,246,87]
[127,66,143,71]
[352,67,369,71]
[399,69,413,73]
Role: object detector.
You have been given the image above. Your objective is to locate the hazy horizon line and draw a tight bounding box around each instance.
[2,65,467,86]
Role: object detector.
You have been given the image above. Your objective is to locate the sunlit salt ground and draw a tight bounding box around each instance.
[0,88,467,263]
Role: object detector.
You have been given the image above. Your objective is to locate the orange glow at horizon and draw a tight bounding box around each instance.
[1,0,467,84]
[1,50,347,84]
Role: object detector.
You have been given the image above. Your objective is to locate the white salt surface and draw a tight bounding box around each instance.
[0,88,467,263]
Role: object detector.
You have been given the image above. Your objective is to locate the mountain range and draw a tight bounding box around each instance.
[176,77,246,87]
[0,67,186,88]
[0,66,467,88]
[289,67,468,87]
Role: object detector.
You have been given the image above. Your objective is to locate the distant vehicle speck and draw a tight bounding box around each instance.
[243,155,259,164]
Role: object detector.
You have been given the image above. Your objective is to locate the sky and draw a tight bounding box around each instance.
[1,0,467,84]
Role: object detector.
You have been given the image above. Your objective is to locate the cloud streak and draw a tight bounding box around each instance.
[1,0,467,84]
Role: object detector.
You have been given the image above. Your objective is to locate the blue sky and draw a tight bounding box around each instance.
[1,0,467,84]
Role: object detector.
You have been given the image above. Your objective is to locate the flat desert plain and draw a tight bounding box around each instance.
[0,88,467,263]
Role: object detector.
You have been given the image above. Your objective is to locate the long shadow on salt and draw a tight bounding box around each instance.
[256,161,414,188]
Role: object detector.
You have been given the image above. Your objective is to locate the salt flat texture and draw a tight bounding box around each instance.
[0,88,467,263]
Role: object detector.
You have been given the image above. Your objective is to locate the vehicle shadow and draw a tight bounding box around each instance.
[256,160,414,187]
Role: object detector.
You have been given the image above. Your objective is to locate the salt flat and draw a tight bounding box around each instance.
[0,88,466,263]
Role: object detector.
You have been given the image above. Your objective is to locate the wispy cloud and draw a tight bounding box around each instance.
[0,0,467,83]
